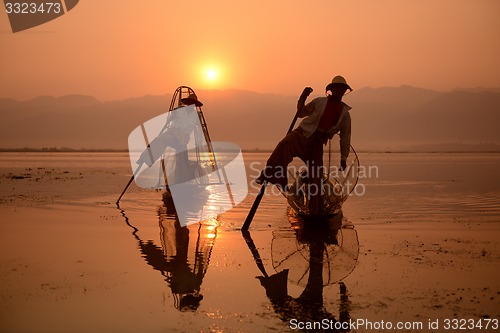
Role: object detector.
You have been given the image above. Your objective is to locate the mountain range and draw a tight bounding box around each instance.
[0,86,499,151]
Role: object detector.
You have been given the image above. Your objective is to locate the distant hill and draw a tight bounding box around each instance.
[0,86,499,151]
[0,94,171,149]
[347,87,500,150]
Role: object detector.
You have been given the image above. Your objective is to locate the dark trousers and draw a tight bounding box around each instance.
[258,128,325,213]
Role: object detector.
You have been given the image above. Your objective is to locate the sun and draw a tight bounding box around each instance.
[206,68,217,81]
[197,64,226,88]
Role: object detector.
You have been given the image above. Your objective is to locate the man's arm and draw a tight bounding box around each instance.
[297,87,314,117]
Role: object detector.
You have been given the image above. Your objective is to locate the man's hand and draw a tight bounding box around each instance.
[301,87,313,97]
[297,87,313,113]
[319,131,329,145]
[340,159,347,171]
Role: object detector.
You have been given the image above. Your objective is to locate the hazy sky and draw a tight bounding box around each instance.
[1,0,499,100]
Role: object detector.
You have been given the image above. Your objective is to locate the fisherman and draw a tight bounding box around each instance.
[256,75,352,213]
[136,93,203,183]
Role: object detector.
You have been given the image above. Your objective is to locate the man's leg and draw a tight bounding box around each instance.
[256,129,308,190]
[306,135,325,214]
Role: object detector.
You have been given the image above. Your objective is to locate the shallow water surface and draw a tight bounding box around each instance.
[0,152,499,332]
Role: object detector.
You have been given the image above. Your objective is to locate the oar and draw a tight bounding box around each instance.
[116,163,143,207]
[242,104,304,231]
[241,230,269,277]
[241,180,268,231]
[287,112,300,134]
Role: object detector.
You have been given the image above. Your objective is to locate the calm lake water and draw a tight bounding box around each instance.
[0,152,499,332]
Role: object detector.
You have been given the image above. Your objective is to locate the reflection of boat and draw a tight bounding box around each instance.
[119,204,218,311]
[242,212,359,330]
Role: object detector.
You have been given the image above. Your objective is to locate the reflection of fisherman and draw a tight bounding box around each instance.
[137,93,203,183]
[123,204,216,312]
[256,76,353,213]
[243,214,353,332]
[257,259,350,332]
[162,217,205,311]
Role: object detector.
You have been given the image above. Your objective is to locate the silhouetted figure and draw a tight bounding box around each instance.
[120,203,218,312]
[137,93,204,185]
[256,76,353,214]
[242,213,358,332]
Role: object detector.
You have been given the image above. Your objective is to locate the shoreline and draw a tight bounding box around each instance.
[1,149,500,154]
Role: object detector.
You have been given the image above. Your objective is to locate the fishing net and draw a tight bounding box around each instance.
[286,136,360,215]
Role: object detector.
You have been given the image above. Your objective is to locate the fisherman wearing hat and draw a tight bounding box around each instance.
[256,76,352,212]
[137,93,204,183]
[180,93,203,107]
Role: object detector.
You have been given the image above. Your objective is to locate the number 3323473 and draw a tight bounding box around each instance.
[4,2,62,14]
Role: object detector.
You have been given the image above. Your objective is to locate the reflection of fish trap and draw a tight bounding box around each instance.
[158,208,219,311]
[271,217,359,287]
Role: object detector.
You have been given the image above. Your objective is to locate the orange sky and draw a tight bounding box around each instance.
[1,0,499,101]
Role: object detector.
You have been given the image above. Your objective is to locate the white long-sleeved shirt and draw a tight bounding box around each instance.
[297,96,352,161]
